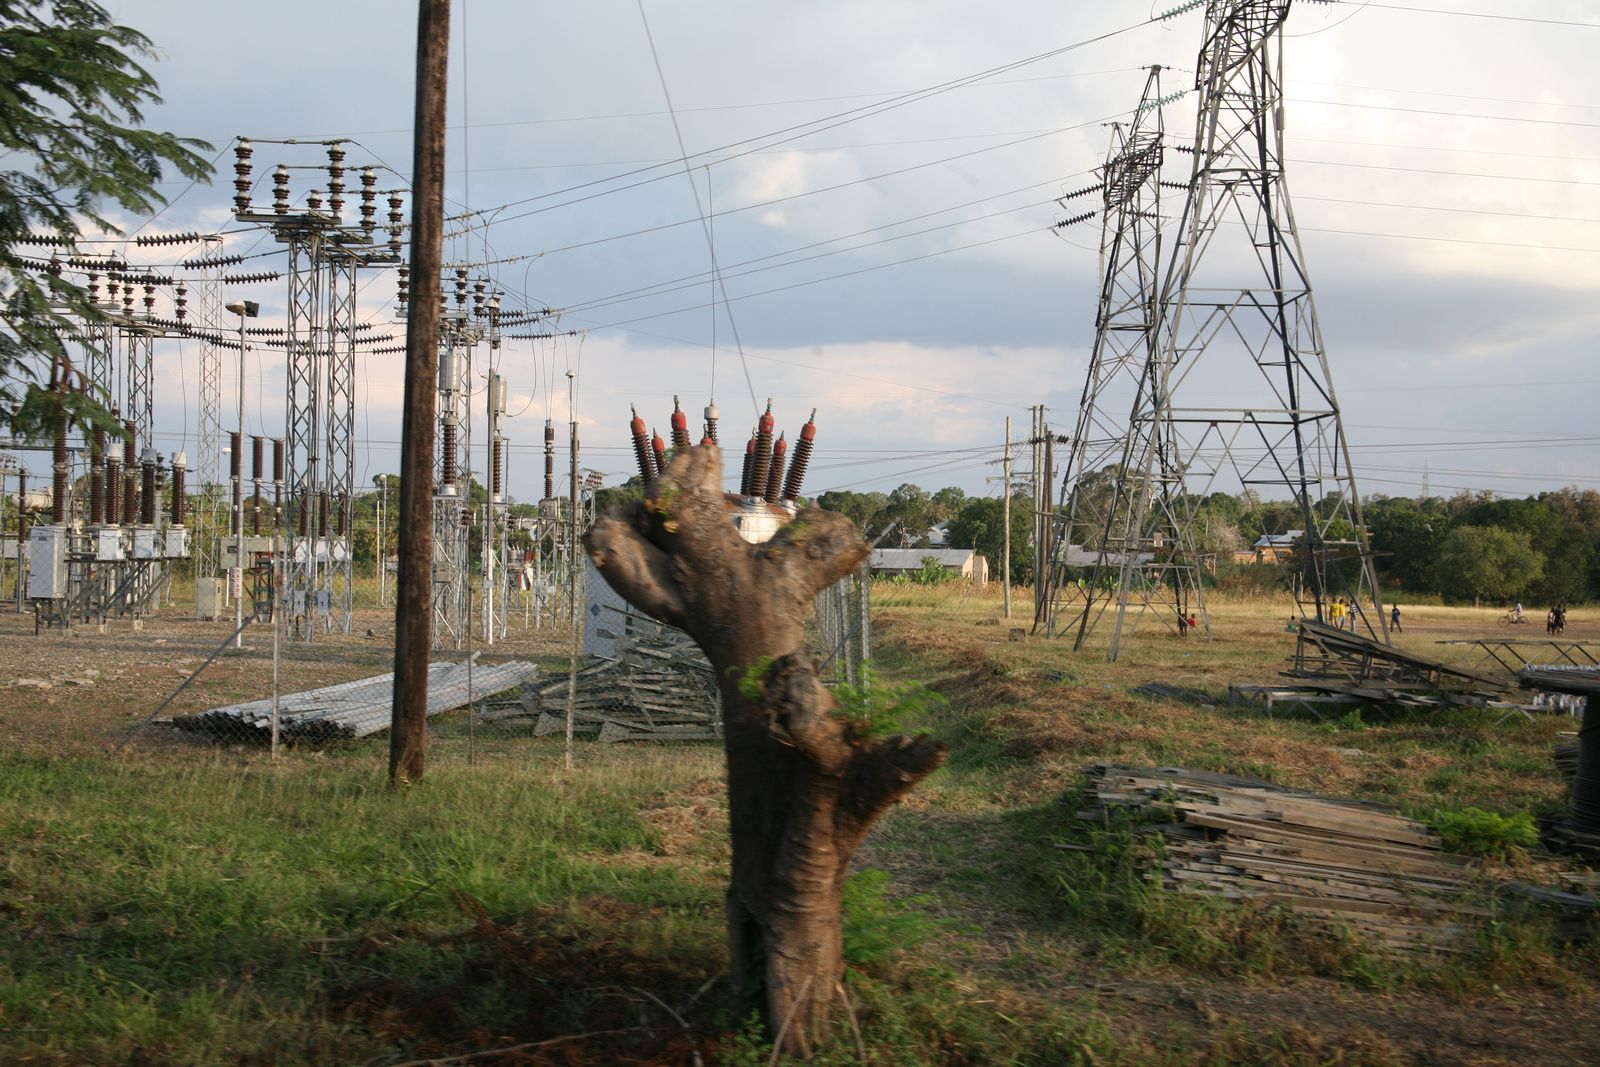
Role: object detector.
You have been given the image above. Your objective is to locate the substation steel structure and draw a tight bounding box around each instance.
[19,258,197,629]
[235,138,404,640]
[1039,0,1386,658]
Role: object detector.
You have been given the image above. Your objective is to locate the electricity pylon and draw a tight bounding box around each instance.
[1153,0,1385,638]
[1037,66,1206,659]
[1042,1,1386,656]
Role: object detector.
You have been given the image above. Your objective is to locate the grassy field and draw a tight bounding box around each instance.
[1,586,1596,1065]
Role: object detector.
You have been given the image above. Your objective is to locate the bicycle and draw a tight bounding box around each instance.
[1498,609,1528,626]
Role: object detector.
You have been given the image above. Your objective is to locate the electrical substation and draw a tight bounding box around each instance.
[1,136,588,654]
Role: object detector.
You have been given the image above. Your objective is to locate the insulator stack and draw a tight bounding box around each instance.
[105,457,121,524]
[229,430,242,480]
[750,400,774,500]
[121,283,134,315]
[388,194,404,254]
[142,282,155,315]
[782,409,817,503]
[765,433,787,505]
[326,144,346,219]
[670,396,691,451]
[230,431,242,534]
[740,433,757,496]
[307,188,323,212]
[318,491,329,538]
[396,265,410,308]
[359,168,377,233]
[273,165,290,214]
[473,278,486,318]
[630,406,656,482]
[171,454,186,526]
[454,268,468,309]
[251,436,264,535]
[442,421,458,486]
[139,449,156,526]
[233,138,252,214]
[272,437,285,484]
[87,272,100,304]
[123,466,138,530]
[51,421,68,523]
[123,420,137,467]
[174,284,187,320]
[88,450,104,526]
[652,429,667,477]
[544,420,555,501]
[703,400,719,445]
[491,439,504,499]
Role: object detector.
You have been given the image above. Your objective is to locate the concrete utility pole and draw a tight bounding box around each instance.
[1002,416,1011,619]
[390,0,450,786]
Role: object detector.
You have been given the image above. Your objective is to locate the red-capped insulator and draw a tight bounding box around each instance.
[670,396,690,451]
[765,433,787,504]
[751,400,774,499]
[700,434,714,447]
[630,405,656,482]
[740,432,757,496]
[652,429,667,477]
[782,409,817,503]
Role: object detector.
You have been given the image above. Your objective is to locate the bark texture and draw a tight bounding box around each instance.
[584,444,946,1059]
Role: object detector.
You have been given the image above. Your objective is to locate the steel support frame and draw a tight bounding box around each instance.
[283,229,325,640]
[194,264,222,609]
[325,253,357,633]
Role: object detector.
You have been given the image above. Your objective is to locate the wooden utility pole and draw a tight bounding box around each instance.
[389,0,450,786]
[1002,416,1011,619]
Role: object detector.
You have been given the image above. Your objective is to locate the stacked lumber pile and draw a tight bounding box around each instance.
[1083,765,1473,956]
[174,659,538,743]
[519,629,721,742]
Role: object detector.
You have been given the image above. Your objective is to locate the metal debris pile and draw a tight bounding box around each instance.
[1082,765,1474,956]
[520,629,721,742]
[173,658,538,743]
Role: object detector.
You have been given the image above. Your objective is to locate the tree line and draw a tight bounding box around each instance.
[818,481,1600,605]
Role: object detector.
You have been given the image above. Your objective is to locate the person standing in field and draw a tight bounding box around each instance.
[1391,604,1402,633]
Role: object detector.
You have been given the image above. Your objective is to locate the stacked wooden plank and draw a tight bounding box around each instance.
[174,659,538,743]
[1083,765,1474,955]
[520,629,721,742]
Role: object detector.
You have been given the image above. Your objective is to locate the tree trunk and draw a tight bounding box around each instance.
[585,444,946,1059]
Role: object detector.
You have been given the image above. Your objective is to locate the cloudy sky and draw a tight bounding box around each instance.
[93,0,1600,506]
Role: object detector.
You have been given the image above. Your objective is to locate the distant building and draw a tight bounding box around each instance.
[1243,529,1304,565]
[869,548,988,585]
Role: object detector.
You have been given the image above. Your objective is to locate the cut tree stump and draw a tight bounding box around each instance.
[585,444,946,1060]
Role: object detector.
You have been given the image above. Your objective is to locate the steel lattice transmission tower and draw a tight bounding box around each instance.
[1156,0,1384,637]
[1042,0,1386,655]
[1038,66,1207,657]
